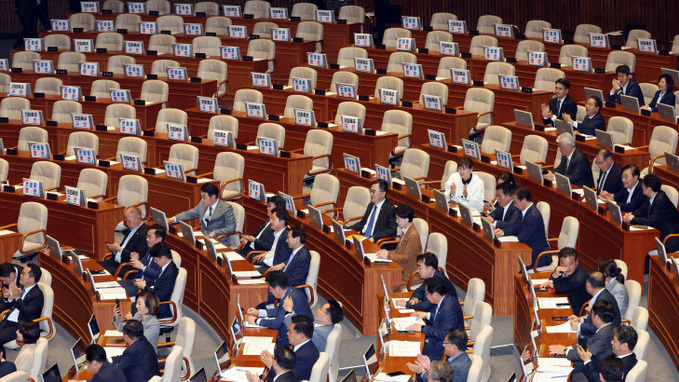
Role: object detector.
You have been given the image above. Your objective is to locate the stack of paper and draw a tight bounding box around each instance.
[535,358,573,381]
[545,321,576,334]
[498,235,519,242]
[220,367,265,382]
[374,373,412,382]
[0,230,16,236]
[365,254,392,263]
[98,288,128,300]
[391,317,424,331]
[94,281,121,289]
[242,342,275,356]
[537,297,569,309]
[225,252,245,261]
[238,279,267,285]
[232,271,262,278]
[531,279,549,286]
[104,330,123,337]
[388,340,421,357]
[104,346,126,362]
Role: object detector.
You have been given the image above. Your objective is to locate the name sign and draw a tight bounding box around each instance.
[248,180,265,200]
[168,124,188,141]
[294,109,315,126]
[428,129,446,148]
[354,33,373,47]
[79,62,99,76]
[121,153,142,171]
[198,96,218,113]
[272,28,290,41]
[251,72,271,88]
[28,142,51,159]
[61,86,82,101]
[451,69,471,84]
[124,64,145,77]
[258,138,277,156]
[74,39,94,53]
[222,5,241,17]
[173,43,192,57]
[21,110,43,125]
[110,89,132,103]
[440,41,459,56]
[307,52,327,68]
[221,46,240,60]
[51,19,70,32]
[484,46,504,61]
[543,29,562,43]
[228,25,247,39]
[71,113,94,129]
[33,60,53,74]
[119,118,140,134]
[139,22,157,34]
[9,82,30,97]
[403,63,422,78]
[448,20,467,34]
[97,20,114,32]
[75,147,96,164]
[125,41,145,55]
[292,77,311,93]
[402,16,421,30]
[167,67,188,80]
[245,102,266,118]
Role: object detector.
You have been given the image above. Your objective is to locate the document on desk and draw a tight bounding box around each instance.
[388,340,421,357]
[629,225,652,231]
[498,235,519,242]
[232,271,262,278]
[391,317,424,331]
[531,279,549,286]
[196,178,214,183]
[104,330,123,337]
[242,342,275,355]
[237,279,267,285]
[98,288,128,300]
[242,336,273,343]
[225,252,245,261]
[532,373,568,382]
[365,254,392,263]
[545,321,577,334]
[104,346,126,362]
[0,230,15,236]
[244,320,263,328]
[543,127,557,132]
[537,297,569,309]
[94,281,121,289]
[374,373,412,382]
[537,358,571,367]
[220,366,265,382]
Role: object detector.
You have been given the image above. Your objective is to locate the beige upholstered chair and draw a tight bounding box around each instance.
[102,174,148,217]
[386,52,416,73]
[288,67,318,89]
[140,80,169,104]
[192,36,221,57]
[325,324,342,381]
[106,55,135,75]
[205,16,232,35]
[559,44,588,66]
[662,185,679,208]
[381,110,412,158]
[396,148,430,181]
[426,232,448,277]
[104,103,135,126]
[283,95,314,118]
[334,101,366,125]
[338,5,364,24]
[535,216,579,270]
[252,21,278,39]
[419,82,449,105]
[155,108,188,133]
[322,186,370,224]
[0,97,30,120]
[291,3,317,20]
[301,174,340,213]
[475,171,497,202]
[35,77,63,96]
[12,51,40,71]
[309,353,330,382]
[639,83,658,105]
[536,201,551,237]
[255,123,285,148]
[437,57,467,78]
[57,52,85,72]
[66,131,98,156]
[383,28,411,48]
[480,126,511,154]
[76,168,108,200]
[44,34,71,50]
[430,12,457,30]
[607,116,633,145]
[524,20,551,39]
[0,73,9,94]
[243,0,270,19]
[207,115,239,141]
[27,338,48,382]
[51,100,82,123]
[425,31,453,52]
[469,35,498,56]
[7,202,48,260]
[520,135,548,164]
[672,34,679,54]
[463,88,495,133]
[423,160,457,191]
[483,62,515,85]
[114,136,147,164]
[534,68,565,91]
[329,71,359,93]
[573,24,602,44]
[102,0,124,12]
[151,59,180,76]
[197,59,228,98]
[115,14,141,32]
[515,40,545,61]
[209,152,244,200]
[156,318,196,379]
[299,129,333,176]
[148,34,176,54]
[168,143,199,175]
[476,15,502,34]
[336,47,367,68]
[69,13,95,31]
[90,79,120,99]
[17,126,48,151]
[605,51,636,72]
[96,32,124,50]
[194,1,219,15]
[296,21,324,51]
[246,39,276,72]
[29,162,60,190]
[232,89,263,112]
[642,125,678,173]
[374,76,404,100]
[146,0,171,14]
[156,15,184,34]
[626,29,652,48]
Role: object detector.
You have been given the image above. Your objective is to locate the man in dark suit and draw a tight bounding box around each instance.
[169,183,236,245]
[564,96,606,136]
[408,329,472,382]
[247,271,313,348]
[601,165,645,212]
[119,225,165,298]
[545,133,595,188]
[310,300,343,352]
[407,276,464,361]
[114,320,160,382]
[133,242,178,319]
[542,248,591,315]
[568,272,621,341]
[249,208,291,272]
[238,196,285,257]
[488,182,520,230]
[0,263,23,314]
[607,65,645,107]
[86,344,129,382]
[594,149,623,196]
[348,179,398,249]
[246,347,298,382]
[266,227,310,287]
[495,187,550,268]
[263,316,318,382]
[0,264,43,348]
[624,174,679,252]
[541,78,578,126]
[400,253,458,312]
[596,356,625,382]
[575,326,638,382]
[100,206,149,275]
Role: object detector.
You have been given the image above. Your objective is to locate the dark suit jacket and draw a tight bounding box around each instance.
[576,113,606,136]
[597,162,623,195]
[568,323,614,362]
[144,261,178,318]
[543,95,578,126]
[607,78,645,106]
[238,220,274,257]
[284,246,311,287]
[98,225,149,274]
[554,148,595,188]
[578,289,622,338]
[348,199,398,243]
[268,342,318,382]
[648,90,676,112]
[421,294,464,361]
[503,204,550,268]
[92,362,129,382]
[174,199,236,245]
[449,352,472,382]
[582,353,637,382]
[4,284,44,324]
[115,338,160,382]
[268,371,298,382]
[270,227,293,268]
[407,270,458,312]
[613,182,646,212]
[631,190,679,251]
[0,266,22,314]
[489,201,521,230]
[551,264,591,315]
[256,287,313,348]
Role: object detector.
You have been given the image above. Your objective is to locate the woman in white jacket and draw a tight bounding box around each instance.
[444,157,485,212]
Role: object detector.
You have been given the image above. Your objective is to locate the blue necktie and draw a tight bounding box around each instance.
[364,205,378,238]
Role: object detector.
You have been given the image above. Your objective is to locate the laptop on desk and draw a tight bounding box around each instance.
[665,152,679,173]
[308,205,324,228]
[607,200,623,226]
[584,87,605,106]
[595,129,614,150]
[150,207,169,231]
[480,216,494,241]
[458,202,474,227]
[70,338,88,372]
[41,364,61,382]
[620,94,641,114]
[213,341,229,374]
[403,176,421,199]
[582,186,598,209]
[525,161,544,184]
[87,314,100,343]
[331,219,346,243]
[190,368,207,382]
[554,119,573,136]
[46,234,74,258]
[434,189,449,211]
[178,221,196,245]
[657,103,677,123]
[514,109,534,129]
[554,172,572,196]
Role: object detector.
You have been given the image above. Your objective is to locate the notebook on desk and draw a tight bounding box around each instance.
[582,186,598,209]
[656,237,669,265]
[607,200,623,226]
[620,94,640,114]
[458,202,474,228]
[554,172,572,196]
[41,364,61,382]
[150,207,169,231]
[595,129,614,150]
[331,219,346,243]
[480,216,494,241]
[70,338,87,372]
[584,87,605,106]
[514,109,534,129]
[434,189,448,211]
[525,161,544,184]
[178,221,196,245]
[190,368,207,382]
[554,119,573,136]
[213,341,229,374]
[403,176,421,199]
[665,152,679,173]
[362,344,378,380]
[308,205,323,228]
[657,103,677,123]
[87,314,100,344]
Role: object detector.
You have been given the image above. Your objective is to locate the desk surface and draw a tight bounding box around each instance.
[647,255,679,371]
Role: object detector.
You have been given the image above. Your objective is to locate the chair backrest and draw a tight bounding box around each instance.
[605,51,636,72]
[374,75,404,99]
[425,31,453,51]
[639,82,658,105]
[67,131,98,156]
[29,338,49,382]
[166,267,187,324]
[614,259,628,281]
[291,2,317,20]
[440,161,458,189]
[411,218,429,250]
[325,324,342,382]
[419,82,449,105]
[342,186,371,222]
[146,0,171,15]
[524,20,551,38]
[205,16,232,35]
[305,250,321,308]
[336,47,367,68]
[338,5,364,24]
[469,302,493,341]
[195,1,219,15]
[483,62,515,85]
[102,0,124,12]
[214,152,244,200]
[334,102,366,125]
[430,13,457,30]
[304,129,333,175]
[534,67,565,91]
[90,79,120,98]
[630,306,649,332]
[0,372,27,382]
[96,32,124,50]
[192,35,221,57]
[156,15,184,33]
[198,59,228,96]
[559,44,588,66]
[233,89,263,112]
[288,67,318,88]
[463,278,486,317]
[38,268,51,286]
[257,122,285,148]
[151,59,181,76]
[466,354,483,382]
[520,135,548,164]
[17,201,48,237]
[35,77,63,95]
[106,55,135,75]
[649,125,679,165]
[557,216,579,249]
[383,28,412,48]
[69,13,96,31]
[208,115,239,140]
[310,174,339,211]
[480,125,511,154]
[426,232,447,277]
[296,21,323,42]
[116,174,148,216]
[474,171,496,202]
[574,24,602,43]
[148,34,177,54]
[400,148,430,180]
[168,144,199,175]
[626,29,651,48]
[171,250,182,268]
[115,13,141,32]
[330,71,359,93]
[141,79,169,103]
[661,184,679,208]
[104,103,135,126]
[283,95,314,118]
[535,202,550,238]
[163,345,184,382]
[76,168,108,200]
[624,360,647,382]
[515,40,545,61]
[381,110,412,156]
[673,34,679,54]
[464,88,494,127]
[472,325,493,382]
[252,21,278,38]
[12,51,41,71]
[18,127,48,151]
[175,317,196,377]
[308,352,330,382]
[476,15,502,34]
[0,158,7,183]
[437,56,467,78]
[51,100,82,123]
[155,108,188,133]
[243,0,270,19]
[57,52,86,72]
[0,97,31,120]
[386,52,417,74]
[37,283,54,340]
[469,35,498,56]
[607,116,634,144]
[625,280,641,320]
[633,329,649,361]
[30,162,60,190]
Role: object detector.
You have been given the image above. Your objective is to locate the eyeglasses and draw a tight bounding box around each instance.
[369,189,384,194]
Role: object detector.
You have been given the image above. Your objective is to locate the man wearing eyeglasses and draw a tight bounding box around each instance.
[347,179,397,248]
[407,329,472,382]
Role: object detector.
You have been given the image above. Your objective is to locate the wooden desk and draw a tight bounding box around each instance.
[600,103,679,147]
[654,165,679,192]
[0,232,23,262]
[421,144,658,283]
[647,255,679,370]
[333,169,533,317]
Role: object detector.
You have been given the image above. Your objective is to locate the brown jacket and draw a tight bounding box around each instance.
[389,225,422,284]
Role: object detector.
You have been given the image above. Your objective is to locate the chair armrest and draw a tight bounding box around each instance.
[420,180,442,188]
[113,262,133,278]
[19,229,48,254]
[0,309,9,322]
[636,145,649,151]
[397,133,412,141]
[158,301,179,325]
[292,193,310,201]
[219,178,244,201]
[197,171,213,178]
[45,186,59,191]
[342,216,362,224]
[245,250,267,262]
[375,235,400,246]
[89,194,106,200]
[662,233,679,245]
[466,340,476,347]
[390,167,400,173]
[406,270,419,291]
[649,154,665,174]
[621,318,631,325]
[215,231,242,241]
[411,176,427,181]
[213,79,229,99]
[101,196,116,203]
[289,148,303,153]
[312,201,336,209]
[463,315,473,321]
[579,301,589,317]
[321,207,344,216]
[180,357,191,380]
[184,168,198,174]
[534,249,559,269]
[295,284,314,307]
[34,316,54,340]
[0,223,17,230]
[465,349,473,354]
[28,378,34,382]
[541,164,554,170]
[156,341,176,349]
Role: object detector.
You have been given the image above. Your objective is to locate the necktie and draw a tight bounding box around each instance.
[556,99,562,118]
[364,205,378,238]
[598,171,608,195]
[205,206,213,225]
[283,252,296,272]
[565,156,571,173]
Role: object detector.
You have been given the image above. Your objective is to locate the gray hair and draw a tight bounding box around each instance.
[556,132,575,147]
[429,361,454,382]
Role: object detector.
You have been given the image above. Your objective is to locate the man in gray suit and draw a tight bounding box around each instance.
[168,183,236,245]
[311,300,343,351]
[407,329,472,382]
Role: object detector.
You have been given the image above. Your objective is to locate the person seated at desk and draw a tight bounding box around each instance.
[10,321,39,375]
[398,252,458,312]
[376,204,422,286]
[0,263,23,309]
[598,258,629,318]
[247,271,313,348]
[548,300,616,367]
[85,344,129,382]
[575,326,638,382]
[347,179,398,248]
[600,164,645,212]
[133,242,179,319]
[444,157,485,213]
[541,78,578,127]
[487,182,520,230]
[593,356,625,382]
[496,171,516,187]
[267,227,310,287]
[311,300,343,352]
[541,248,591,315]
[100,206,148,275]
[246,347,298,382]
[643,74,675,113]
[424,361,454,382]
[494,187,550,268]
[563,96,605,136]
[0,264,43,350]
[569,271,621,341]
[238,195,286,257]
[248,208,292,272]
[623,174,679,252]
[607,65,645,107]
[407,329,472,382]
[119,224,165,298]
[113,291,160,352]
[544,133,595,188]
[167,183,236,245]
[258,316,319,382]
[113,320,160,382]
[594,149,623,196]
[407,276,464,362]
